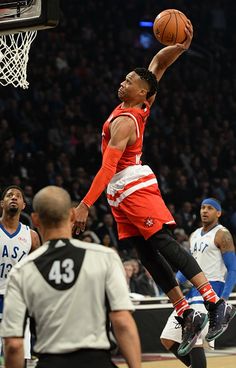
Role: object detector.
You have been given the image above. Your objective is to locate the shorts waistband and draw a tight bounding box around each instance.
[110,164,153,183]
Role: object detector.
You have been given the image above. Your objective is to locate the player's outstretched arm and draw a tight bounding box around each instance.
[148,19,193,82]
[74,117,136,233]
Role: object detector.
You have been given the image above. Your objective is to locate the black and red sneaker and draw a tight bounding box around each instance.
[205,299,236,342]
[177,309,208,356]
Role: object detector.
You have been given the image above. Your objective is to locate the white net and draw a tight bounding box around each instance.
[0,30,37,89]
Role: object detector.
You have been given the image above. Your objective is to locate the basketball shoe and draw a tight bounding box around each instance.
[177,309,208,356]
[205,298,236,342]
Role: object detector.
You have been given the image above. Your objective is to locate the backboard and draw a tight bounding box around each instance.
[0,0,59,34]
[0,1,60,88]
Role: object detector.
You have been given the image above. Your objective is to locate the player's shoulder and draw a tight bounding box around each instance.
[29,228,39,241]
[19,221,30,230]
[214,225,234,250]
[215,224,228,232]
[215,225,231,239]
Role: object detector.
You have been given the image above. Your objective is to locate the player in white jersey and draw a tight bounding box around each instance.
[0,185,41,365]
[161,198,236,368]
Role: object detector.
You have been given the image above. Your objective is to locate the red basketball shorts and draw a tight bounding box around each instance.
[110,183,175,240]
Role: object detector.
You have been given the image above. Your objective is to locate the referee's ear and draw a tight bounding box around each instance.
[70,207,76,228]
[31,212,40,229]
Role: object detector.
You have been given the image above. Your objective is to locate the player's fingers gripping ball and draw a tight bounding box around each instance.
[153,9,190,46]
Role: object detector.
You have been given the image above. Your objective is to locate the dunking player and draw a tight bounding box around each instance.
[161,198,236,368]
[0,186,41,365]
[74,20,236,355]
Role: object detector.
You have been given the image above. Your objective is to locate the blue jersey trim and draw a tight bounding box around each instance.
[0,222,22,238]
[200,223,219,236]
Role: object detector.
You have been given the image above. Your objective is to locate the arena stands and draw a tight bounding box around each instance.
[0,0,235,256]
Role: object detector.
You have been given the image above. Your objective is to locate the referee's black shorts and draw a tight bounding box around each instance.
[36,349,118,368]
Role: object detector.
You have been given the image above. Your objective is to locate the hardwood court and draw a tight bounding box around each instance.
[117,351,236,368]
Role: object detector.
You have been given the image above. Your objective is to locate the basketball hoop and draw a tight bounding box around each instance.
[0,30,37,89]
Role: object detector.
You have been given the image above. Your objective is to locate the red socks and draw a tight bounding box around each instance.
[197,282,219,303]
[173,282,219,317]
[174,297,190,316]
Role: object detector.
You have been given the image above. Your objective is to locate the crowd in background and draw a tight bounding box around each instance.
[0,1,235,292]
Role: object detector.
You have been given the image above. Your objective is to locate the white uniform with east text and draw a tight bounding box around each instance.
[161,224,226,345]
[0,222,32,358]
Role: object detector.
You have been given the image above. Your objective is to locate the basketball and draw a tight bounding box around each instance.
[153,9,188,46]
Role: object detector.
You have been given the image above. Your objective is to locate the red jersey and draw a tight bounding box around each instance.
[102,102,175,239]
[102,102,150,172]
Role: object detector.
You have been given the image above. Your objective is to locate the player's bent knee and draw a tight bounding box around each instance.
[160,337,174,350]
[150,229,202,279]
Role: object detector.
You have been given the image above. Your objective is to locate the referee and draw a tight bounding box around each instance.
[0,186,141,368]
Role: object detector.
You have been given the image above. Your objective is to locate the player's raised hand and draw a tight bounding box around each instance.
[177,19,193,51]
[73,202,89,234]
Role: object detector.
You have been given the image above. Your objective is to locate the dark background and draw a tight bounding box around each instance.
[0,0,236,251]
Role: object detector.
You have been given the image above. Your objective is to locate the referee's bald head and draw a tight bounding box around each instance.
[33,186,72,228]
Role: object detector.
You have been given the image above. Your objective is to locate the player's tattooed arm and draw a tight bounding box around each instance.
[30,229,41,252]
[215,229,235,253]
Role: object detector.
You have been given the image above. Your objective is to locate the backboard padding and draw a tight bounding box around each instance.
[0,0,59,34]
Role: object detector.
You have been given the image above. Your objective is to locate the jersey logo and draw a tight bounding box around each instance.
[55,240,66,248]
[18,236,27,243]
[144,217,155,228]
[173,320,182,329]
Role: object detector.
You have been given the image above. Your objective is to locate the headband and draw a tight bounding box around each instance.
[201,198,221,212]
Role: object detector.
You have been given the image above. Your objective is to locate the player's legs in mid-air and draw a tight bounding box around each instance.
[111,187,236,355]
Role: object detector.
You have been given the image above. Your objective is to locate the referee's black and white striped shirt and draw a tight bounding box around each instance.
[0,238,134,354]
